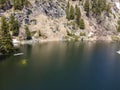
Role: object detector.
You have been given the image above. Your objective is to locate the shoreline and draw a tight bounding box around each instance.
[18,36,119,45]
[12,34,120,46]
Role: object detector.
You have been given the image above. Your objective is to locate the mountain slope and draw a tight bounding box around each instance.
[0,0,120,41]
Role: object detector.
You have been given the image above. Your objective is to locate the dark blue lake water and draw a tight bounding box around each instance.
[0,41,120,90]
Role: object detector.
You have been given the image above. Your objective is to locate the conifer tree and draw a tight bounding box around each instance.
[25,25,32,40]
[97,0,102,14]
[9,14,15,31]
[80,19,85,29]
[92,0,97,13]
[66,1,70,20]
[0,0,7,9]
[106,3,111,16]
[0,16,14,54]
[13,0,22,10]
[101,0,107,11]
[117,25,120,32]
[117,20,120,32]
[75,5,81,25]
[13,0,30,10]
[92,0,108,16]
[84,0,90,17]
[69,5,75,20]
[9,14,20,36]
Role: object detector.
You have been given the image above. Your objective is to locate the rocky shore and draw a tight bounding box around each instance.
[13,34,120,47]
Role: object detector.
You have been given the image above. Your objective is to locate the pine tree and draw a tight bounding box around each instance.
[101,0,107,11]
[106,3,111,16]
[9,14,20,36]
[25,25,32,40]
[75,5,81,25]
[0,0,6,4]
[13,0,29,10]
[97,0,102,15]
[92,0,108,16]
[84,0,90,17]
[0,0,6,9]
[69,5,75,20]
[66,1,70,20]
[9,14,15,31]
[117,25,120,32]
[13,20,20,36]
[24,0,30,7]
[92,0,97,13]
[117,20,120,32]
[14,0,22,10]
[0,16,14,54]
[80,19,85,29]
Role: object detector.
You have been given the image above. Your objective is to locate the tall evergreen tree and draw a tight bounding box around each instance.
[101,0,107,11]
[84,0,90,17]
[106,3,111,16]
[0,0,7,9]
[75,5,81,25]
[97,0,102,14]
[13,0,30,10]
[79,19,85,29]
[117,25,120,32]
[92,0,97,13]
[117,20,120,32]
[69,5,75,20]
[9,14,20,36]
[92,0,108,16]
[66,1,70,20]
[13,0,22,10]
[25,25,32,40]
[0,16,14,54]
[9,14,15,31]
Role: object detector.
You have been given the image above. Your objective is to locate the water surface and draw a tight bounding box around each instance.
[0,41,120,90]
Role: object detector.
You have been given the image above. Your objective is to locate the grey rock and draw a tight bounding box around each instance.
[34,0,66,18]
[0,1,12,12]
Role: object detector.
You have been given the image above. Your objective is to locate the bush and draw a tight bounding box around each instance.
[80,32,86,36]
[67,30,73,36]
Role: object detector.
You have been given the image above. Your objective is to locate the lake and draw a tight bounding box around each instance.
[0,41,120,90]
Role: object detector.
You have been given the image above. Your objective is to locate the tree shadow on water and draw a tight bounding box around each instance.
[0,48,20,61]
[0,55,10,61]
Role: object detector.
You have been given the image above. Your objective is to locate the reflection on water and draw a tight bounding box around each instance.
[0,41,120,90]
